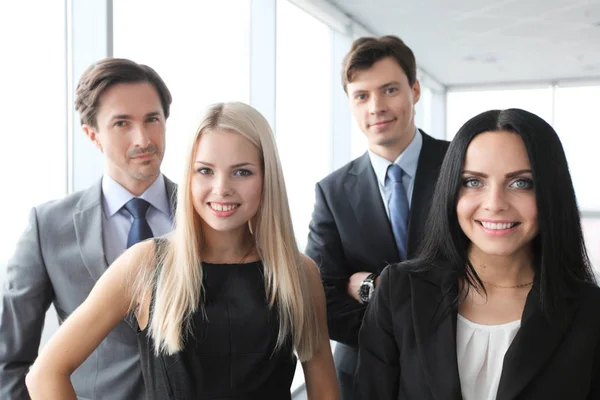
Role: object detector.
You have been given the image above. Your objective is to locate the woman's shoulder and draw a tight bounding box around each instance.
[571,278,600,304]
[108,238,159,277]
[383,258,452,285]
[567,280,600,335]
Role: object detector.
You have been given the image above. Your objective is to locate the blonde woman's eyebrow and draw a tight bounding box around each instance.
[194,161,257,169]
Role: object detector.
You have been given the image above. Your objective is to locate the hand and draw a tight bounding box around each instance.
[347,272,371,303]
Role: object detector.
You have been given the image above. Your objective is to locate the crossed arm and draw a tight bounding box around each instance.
[306,182,377,347]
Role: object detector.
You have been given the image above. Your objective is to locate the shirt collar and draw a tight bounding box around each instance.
[101,173,170,218]
[368,127,423,186]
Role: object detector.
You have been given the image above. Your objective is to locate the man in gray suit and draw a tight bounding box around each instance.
[0,58,176,399]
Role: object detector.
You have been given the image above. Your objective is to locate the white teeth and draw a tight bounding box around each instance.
[210,203,238,212]
[480,221,516,230]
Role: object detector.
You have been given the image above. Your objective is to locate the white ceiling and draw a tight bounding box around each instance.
[328,0,600,87]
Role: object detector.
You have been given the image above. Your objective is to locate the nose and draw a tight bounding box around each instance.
[131,124,151,147]
[483,185,509,212]
[368,93,387,115]
[213,174,233,197]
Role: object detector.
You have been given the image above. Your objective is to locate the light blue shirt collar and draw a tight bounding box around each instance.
[101,173,170,218]
[368,127,423,187]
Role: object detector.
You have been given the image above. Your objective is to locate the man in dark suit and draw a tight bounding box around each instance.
[305,35,449,399]
[0,58,176,399]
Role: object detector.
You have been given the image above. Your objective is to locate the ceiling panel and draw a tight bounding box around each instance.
[328,0,600,85]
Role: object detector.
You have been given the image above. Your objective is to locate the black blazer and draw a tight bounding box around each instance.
[356,262,600,400]
[305,131,449,347]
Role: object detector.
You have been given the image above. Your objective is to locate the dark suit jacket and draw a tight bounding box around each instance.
[305,131,449,349]
[0,176,177,400]
[356,262,600,400]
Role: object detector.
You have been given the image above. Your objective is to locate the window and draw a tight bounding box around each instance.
[446,87,553,140]
[113,0,251,182]
[553,85,600,213]
[0,1,67,263]
[0,0,67,351]
[276,0,333,251]
[554,85,600,270]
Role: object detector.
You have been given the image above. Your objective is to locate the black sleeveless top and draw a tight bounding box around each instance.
[137,245,297,399]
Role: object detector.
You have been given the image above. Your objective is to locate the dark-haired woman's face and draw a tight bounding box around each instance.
[456,131,538,259]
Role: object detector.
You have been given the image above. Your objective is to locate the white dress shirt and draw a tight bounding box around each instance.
[368,127,423,217]
[457,314,521,400]
[101,174,174,264]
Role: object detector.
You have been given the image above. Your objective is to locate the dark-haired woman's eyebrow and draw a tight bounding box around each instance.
[505,169,532,178]
[462,169,532,178]
[462,170,487,177]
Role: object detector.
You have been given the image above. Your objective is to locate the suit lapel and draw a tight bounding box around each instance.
[345,153,399,269]
[496,286,576,400]
[409,270,576,400]
[73,180,109,282]
[407,132,446,257]
[164,175,178,217]
[73,175,177,282]
[411,271,463,400]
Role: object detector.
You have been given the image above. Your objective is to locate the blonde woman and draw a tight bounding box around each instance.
[26,102,340,400]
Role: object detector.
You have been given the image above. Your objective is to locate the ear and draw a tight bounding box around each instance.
[412,79,421,105]
[82,124,103,152]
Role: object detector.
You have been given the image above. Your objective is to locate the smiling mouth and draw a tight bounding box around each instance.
[209,203,240,212]
[370,119,395,127]
[131,152,155,159]
[477,221,519,230]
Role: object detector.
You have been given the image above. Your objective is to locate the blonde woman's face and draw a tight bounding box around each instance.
[191,129,263,235]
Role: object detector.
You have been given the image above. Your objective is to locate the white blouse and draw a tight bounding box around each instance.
[456,314,521,400]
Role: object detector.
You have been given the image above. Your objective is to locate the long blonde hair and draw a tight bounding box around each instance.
[132,102,321,361]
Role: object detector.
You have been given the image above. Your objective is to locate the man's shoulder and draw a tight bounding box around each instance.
[34,183,100,219]
[420,130,450,153]
[317,153,369,188]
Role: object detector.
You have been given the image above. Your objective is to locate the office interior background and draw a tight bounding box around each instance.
[1,0,599,397]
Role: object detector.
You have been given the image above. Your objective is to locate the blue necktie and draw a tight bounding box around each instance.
[387,164,409,260]
[124,198,154,248]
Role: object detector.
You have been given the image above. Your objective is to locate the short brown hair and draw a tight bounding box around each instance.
[74,58,172,128]
[341,35,417,93]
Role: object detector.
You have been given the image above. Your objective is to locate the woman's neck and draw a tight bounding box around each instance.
[200,224,258,264]
[458,245,535,325]
[468,245,535,287]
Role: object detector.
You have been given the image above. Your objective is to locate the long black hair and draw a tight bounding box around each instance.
[417,108,594,320]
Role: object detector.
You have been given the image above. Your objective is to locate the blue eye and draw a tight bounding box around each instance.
[356,94,367,101]
[385,87,398,94]
[511,178,534,189]
[463,178,481,188]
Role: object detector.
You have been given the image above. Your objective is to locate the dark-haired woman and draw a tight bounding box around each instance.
[356,108,600,400]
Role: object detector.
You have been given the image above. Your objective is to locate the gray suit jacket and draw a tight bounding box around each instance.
[0,176,177,399]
